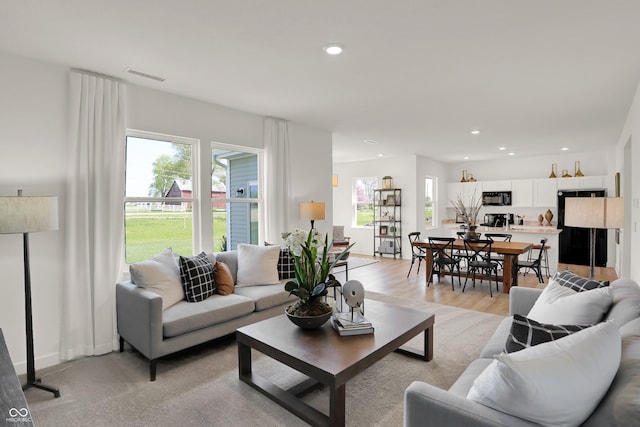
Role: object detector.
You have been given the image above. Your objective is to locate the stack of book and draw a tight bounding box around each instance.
[331,311,374,336]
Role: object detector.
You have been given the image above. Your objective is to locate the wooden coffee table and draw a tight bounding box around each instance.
[236,299,434,426]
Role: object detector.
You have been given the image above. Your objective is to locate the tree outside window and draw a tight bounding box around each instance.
[425,176,437,228]
[353,177,377,226]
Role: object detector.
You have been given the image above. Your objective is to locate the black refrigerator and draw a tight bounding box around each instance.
[557,189,607,266]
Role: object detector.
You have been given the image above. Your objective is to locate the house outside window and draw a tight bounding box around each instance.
[353,177,378,227]
[425,176,437,228]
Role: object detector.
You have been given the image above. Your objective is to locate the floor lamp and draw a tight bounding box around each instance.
[0,190,60,398]
[564,197,624,279]
[299,201,325,230]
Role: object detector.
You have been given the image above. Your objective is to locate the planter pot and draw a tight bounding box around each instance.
[464,225,480,240]
[285,308,332,329]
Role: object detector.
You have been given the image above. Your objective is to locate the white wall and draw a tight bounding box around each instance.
[615,81,640,279]
[0,50,332,373]
[0,52,67,372]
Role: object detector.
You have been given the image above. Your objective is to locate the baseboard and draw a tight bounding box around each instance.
[13,351,61,376]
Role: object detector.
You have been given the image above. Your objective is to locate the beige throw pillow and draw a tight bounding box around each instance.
[129,249,185,310]
[236,244,280,287]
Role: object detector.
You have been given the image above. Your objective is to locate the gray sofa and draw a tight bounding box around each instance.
[116,250,297,381]
[404,279,640,426]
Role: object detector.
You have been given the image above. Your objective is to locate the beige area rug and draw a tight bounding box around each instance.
[28,292,503,427]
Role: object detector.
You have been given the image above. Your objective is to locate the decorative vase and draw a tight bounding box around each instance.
[548,163,557,178]
[538,214,544,225]
[285,306,332,329]
[575,161,584,177]
[464,225,480,240]
[460,170,467,182]
[545,209,553,226]
[562,169,572,178]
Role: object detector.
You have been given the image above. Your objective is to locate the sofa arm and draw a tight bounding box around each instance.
[509,287,543,317]
[116,281,164,359]
[404,381,507,427]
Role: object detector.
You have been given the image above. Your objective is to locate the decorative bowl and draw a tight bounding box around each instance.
[285,309,332,329]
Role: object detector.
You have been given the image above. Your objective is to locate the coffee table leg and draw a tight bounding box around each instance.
[238,341,251,378]
[424,324,433,361]
[330,384,346,427]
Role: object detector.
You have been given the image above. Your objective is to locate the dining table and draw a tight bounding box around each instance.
[412,239,533,294]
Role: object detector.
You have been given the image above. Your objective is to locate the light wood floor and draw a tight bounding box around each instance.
[334,255,547,317]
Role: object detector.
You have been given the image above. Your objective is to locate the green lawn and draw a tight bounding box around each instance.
[125,209,228,263]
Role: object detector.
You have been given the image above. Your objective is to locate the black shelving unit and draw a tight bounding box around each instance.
[373,188,402,258]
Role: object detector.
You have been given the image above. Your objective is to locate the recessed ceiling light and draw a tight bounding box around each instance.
[470,130,480,135]
[364,139,377,144]
[377,154,384,157]
[508,152,515,156]
[324,44,344,55]
[463,156,470,160]
[499,146,506,150]
[561,147,569,151]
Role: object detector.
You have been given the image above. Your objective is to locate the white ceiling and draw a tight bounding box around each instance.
[2,1,640,164]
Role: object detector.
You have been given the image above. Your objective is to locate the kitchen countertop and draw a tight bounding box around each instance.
[448,224,563,235]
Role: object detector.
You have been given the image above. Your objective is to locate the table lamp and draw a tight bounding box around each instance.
[299,201,325,229]
[564,197,624,279]
[0,190,60,397]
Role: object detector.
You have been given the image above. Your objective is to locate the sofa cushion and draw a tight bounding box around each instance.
[448,358,494,397]
[478,316,513,358]
[129,248,185,310]
[554,269,609,291]
[233,284,297,312]
[504,314,591,353]
[162,293,255,337]
[179,252,216,302]
[468,321,621,427]
[213,261,235,296]
[527,279,613,324]
[236,244,280,287]
[604,278,640,327]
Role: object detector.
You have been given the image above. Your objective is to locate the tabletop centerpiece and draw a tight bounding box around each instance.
[284,228,352,329]
[450,191,483,240]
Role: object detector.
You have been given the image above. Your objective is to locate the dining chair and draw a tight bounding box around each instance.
[407,232,427,277]
[515,238,548,284]
[427,237,462,290]
[462,239,500,297]
[454,231,479,269]
[484,233,512,269]
[526,240,551,278]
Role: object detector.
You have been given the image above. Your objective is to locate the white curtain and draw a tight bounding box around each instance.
[60,70,127,359]
[264,117,292,243]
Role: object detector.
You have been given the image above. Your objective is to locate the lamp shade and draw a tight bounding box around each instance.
[564,197,623,229]
[0,196,59,234]
[299,201,325,221]
[332,174,339,187]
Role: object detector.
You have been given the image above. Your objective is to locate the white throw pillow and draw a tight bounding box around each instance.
[236,244,280,287]
[129,248,185,310]
[527,279,613,324]
[468,321,621,427]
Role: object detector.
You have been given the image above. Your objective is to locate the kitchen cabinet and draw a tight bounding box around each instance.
[556,175,606,190]
[511,179,533,207]
[447,182,482,205]
[482,180,511,192]
[533,178,557,207]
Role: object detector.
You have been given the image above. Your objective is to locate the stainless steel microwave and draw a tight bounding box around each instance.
[481,191,512,206]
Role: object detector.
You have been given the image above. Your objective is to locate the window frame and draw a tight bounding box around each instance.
[425,175,438,230]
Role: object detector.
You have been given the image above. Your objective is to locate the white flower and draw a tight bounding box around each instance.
[285,228,323,256]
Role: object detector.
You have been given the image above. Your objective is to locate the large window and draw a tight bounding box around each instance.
[353,177,378,227]
[425,176,437,228]
[125,133,196,263]
[124,131,263,263]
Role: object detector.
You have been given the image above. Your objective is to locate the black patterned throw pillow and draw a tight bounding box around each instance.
[277,248,296,280]
[179,252,216,302]
[554,269,609,292]
[504,314,592,353]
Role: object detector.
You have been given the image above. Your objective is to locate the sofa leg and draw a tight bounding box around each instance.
[119,336,124,353]
[150,359,157,381]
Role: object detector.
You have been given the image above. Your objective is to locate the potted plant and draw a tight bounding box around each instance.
[450,190,482,240]
[284,228,352,328]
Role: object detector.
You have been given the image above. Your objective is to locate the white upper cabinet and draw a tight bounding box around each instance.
[447,182,482,205]
[482,180,512,192]
[511,179,533,207]
[533,178,558,207]
[556,175,606,190]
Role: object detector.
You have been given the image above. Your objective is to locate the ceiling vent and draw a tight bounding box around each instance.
[125,68,165,82]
